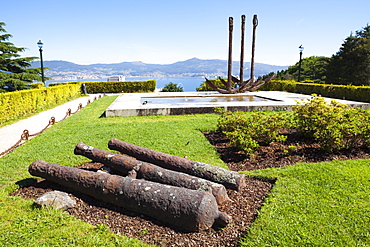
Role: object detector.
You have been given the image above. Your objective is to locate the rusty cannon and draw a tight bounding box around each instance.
[108,138,246,191]
[29,160,231,232]
[74,142,230,204]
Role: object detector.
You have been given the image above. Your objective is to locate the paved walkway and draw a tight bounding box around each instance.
[0,94,102,156]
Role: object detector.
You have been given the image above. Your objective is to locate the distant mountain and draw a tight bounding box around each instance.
[31,58,288,81]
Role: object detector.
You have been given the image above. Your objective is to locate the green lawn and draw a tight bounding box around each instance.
[0,96,369,246]
[242,159,370,246]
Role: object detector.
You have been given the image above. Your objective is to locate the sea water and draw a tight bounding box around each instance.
[47,77,206,92]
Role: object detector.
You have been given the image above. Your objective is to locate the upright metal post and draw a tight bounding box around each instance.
[227,17,233,92]
[37,40,45,86]
[239,15,246,85]
[39,49,45,85]
[250,15,258,83]
[298,45,304,82]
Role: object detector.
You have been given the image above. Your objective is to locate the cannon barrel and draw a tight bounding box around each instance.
[29,160,231,232]
[108,138,246,191]
[74,142,230,204]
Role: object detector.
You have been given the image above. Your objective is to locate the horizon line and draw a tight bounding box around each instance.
[34,57,291,67]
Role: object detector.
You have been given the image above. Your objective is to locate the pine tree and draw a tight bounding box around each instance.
[326,25,370,85]
[0,22,43,92]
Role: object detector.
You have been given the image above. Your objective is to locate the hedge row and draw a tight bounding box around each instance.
[30,83,44,89]
[263,80,370,103]
[0,84,81,124]
[83,80,156,93]
[48,81,81,87]
[196,79,226,91]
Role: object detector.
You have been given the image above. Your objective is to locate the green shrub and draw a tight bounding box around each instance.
[196,79,227,91]
[84,80,156,93]
[264,80,370,103]
[0,84,81,124]
[30,83,44,89]
[217,108,292,155]
[217,95,370,154]
[48,81,81,87]
[48,82,67,87]
[160,82,184,92]
[293,95,370,151]
[66,81,81,85]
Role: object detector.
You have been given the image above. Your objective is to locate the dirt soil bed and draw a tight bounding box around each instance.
[10,130,370,246]
[204,129,370,171]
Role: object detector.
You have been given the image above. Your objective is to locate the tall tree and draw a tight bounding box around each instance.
[0,22,43,92]
[275,56,330,83]
[326,25,370,86]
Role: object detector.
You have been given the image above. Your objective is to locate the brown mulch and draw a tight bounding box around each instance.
[10,129,370,247]
[204,129,370,171]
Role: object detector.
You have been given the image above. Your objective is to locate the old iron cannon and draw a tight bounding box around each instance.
[74,142,230,204]
[108,138,246,191]
[29,160,232,232]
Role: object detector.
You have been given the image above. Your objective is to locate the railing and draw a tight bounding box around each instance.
[0,95,104,157]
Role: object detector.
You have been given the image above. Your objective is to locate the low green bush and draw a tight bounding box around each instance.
[48,82,67,87]
[264,80,370,103]
[30,83,44,89]
[294,95,370,151]
[196,78,227,91]
[84,80,156,93]
[218,95,370,154]
[49,81,82,87]
[216,108,292,155]
[0,84,81,124]
[160,82,184,92]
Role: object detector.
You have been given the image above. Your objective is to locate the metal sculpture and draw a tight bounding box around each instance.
[205,14,276,94]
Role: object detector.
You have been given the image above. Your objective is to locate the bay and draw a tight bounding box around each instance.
[47,77,207,92]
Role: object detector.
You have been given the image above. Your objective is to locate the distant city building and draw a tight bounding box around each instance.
[107,75,125,82]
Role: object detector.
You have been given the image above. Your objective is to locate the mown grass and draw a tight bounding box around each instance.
[241,159,370,246]
[0,96,224,188]
[0,95,369,246]
[0,189,147,246]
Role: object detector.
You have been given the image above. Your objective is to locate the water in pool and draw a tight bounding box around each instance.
[140,95,274,105]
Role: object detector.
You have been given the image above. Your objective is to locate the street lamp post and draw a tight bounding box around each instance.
[37,40,45,85]
[298,44,304,82]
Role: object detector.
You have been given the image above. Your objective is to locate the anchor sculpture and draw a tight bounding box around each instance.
[205,15,276,94]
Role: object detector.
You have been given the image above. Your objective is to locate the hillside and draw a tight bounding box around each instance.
[32,58,288,80]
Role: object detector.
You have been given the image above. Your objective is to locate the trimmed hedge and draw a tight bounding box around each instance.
[196,79,227,91]
[30,83,44,89]
[263,80,370,103]
[48,81,81,87]
[83,80,156,93]
[0,84,81,124]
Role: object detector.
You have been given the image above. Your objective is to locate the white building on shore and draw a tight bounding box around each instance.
[107,75,125,82]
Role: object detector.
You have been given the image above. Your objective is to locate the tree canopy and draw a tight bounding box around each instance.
[0,22,43,92]
[326,24,370,86]
[266,25,370,86]
[160,82,184,92]
[275,56,330,83]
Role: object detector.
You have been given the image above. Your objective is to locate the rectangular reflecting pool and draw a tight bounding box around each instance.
[140,95,275,105]
[105,91,370,117]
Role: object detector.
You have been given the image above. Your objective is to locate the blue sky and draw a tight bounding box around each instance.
[2,0,369,66]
